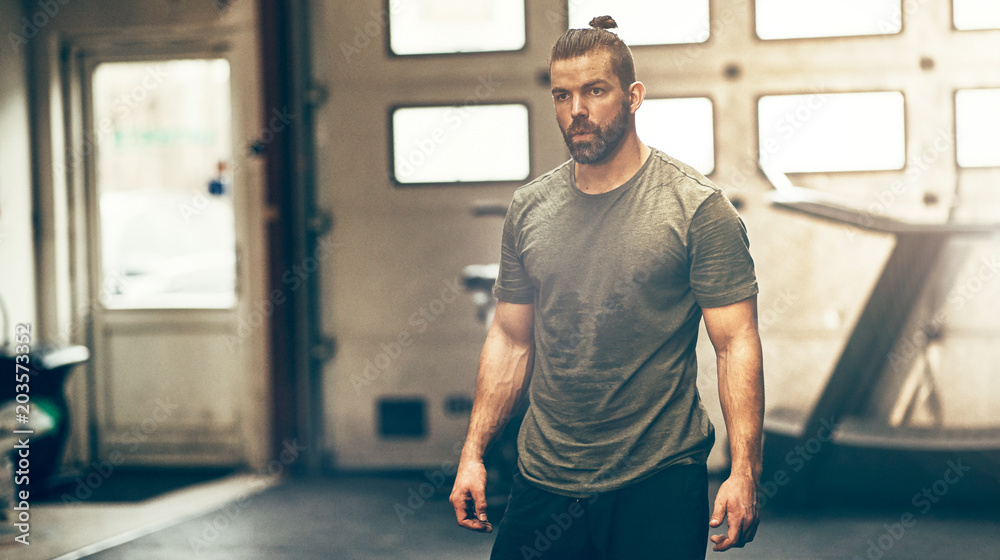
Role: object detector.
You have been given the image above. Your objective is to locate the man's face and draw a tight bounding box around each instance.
[550,50,633,164]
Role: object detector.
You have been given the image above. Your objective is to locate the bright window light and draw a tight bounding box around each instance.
[956,89,1000,168]
[758,92,905,173]
[392,104,530,184]
[93,59,235,309]
[756,0,901,40]
[389,0,525,55]
[954,0,1000,30]
[567,0,710,46]
[637,98,714,175]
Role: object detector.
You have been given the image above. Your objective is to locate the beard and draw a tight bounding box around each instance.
[560,99,630,164]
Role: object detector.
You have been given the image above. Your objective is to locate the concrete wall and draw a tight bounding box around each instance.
[312,0,1000,472]
[4,0,998,473]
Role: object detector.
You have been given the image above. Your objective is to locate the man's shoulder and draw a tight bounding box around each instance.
[514,159,573,197]
[507,159,574,215]
[645,149,721,200]
[639,149,729,220]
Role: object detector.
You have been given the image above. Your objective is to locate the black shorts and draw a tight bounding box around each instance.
[490,463,709,560]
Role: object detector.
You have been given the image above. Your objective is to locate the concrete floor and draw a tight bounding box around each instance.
[5,473,995,560]
[0,473,277,560]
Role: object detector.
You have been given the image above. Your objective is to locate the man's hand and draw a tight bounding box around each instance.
[449,458,493,532]
[709,473,759,551]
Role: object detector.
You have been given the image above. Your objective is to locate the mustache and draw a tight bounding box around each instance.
[567,118,598,136]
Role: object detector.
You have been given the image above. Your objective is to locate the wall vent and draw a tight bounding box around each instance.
[378,397,426,438]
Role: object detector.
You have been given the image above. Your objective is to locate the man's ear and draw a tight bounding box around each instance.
[628,81,646,114]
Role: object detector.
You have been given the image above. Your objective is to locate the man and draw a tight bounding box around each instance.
[450,15,763,559]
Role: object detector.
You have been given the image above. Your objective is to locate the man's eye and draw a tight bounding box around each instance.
[590,88,603,95]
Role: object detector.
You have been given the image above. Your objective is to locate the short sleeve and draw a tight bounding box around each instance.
[688,191,759,308]
[492,199,535,304]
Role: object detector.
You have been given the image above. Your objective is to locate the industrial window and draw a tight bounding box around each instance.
[567,0,710,46]
[391,104,530,184]
[954,0,1000,30]
[755,0,901,40]
[758,92,905,173]
[956,89,1000,168]
[636,97,715,175]
[388,0,525,55]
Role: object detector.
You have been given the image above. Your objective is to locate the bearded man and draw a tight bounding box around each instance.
[450,15,764,559]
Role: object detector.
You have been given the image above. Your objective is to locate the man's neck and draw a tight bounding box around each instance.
[574,134,651,195]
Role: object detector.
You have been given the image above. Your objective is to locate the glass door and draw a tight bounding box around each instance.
[86,55,250,466]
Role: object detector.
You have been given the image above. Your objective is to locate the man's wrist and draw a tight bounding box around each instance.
[459,442,486,465]
[729,460,762,482]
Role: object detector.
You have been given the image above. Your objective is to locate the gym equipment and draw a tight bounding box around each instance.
[760,166,1000,505]
[0,296,89,516]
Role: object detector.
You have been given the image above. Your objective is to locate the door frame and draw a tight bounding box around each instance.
[59,25,273,470]
[258,0,328,473]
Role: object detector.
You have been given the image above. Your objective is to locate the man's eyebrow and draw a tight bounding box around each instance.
[551,79,612,95]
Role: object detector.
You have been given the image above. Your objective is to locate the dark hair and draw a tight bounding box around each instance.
[550,15,636,91]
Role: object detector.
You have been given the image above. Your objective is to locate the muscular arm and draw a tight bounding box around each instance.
[702,295,764,551]
[450,300,535,532]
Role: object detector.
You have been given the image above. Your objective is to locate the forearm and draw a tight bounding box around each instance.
[460,326,535,463]
[717,332,764,480]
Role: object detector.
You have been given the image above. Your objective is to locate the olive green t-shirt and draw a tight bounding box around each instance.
[493,148,758,497]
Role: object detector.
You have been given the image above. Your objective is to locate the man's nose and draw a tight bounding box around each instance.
[570,95,588,118]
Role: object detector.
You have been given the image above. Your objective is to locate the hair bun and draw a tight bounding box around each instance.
[588,15,618,30]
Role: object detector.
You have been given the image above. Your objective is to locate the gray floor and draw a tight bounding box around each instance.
[82,474,1000,559]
